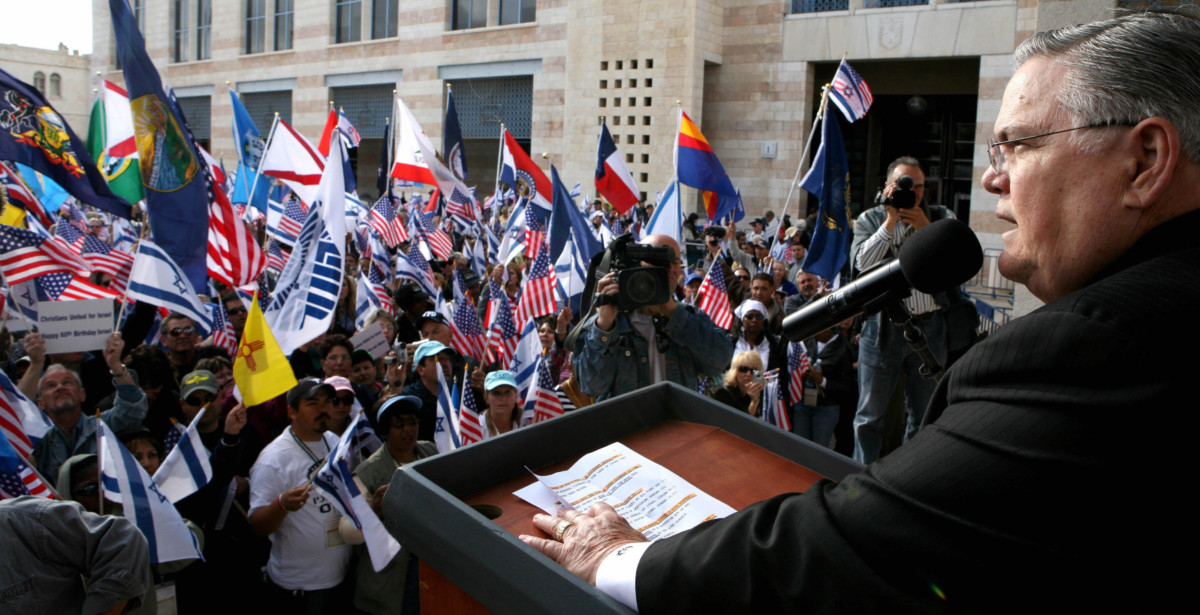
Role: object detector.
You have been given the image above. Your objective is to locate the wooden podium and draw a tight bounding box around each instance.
[383,382,863,615]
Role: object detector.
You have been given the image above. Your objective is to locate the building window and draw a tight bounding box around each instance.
[336,0,362,43]
[174,0,188,63]
[453,0,486,30]
[372,0,397,38]
[275,0,293,50]
[49,73,61,97]
[196,0,212,60]
[246,0,266,54]
[498,0,536,25]
[33,72,45,93]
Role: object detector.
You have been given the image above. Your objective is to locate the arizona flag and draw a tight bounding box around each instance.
[594,122,640,213]
[233,294,298,406]
[676,110,737,219]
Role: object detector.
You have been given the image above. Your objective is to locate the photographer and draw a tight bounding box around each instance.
[849,156,953,464]
[571,234,732,401]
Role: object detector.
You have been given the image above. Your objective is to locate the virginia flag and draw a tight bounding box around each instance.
[234,294,297,406]
[500,129,553,212]
[312,411,400,572]
[153,407,214,503]
[126,239,212,333]
[645,177,682,246]
[109,0,209,290]
[595,122,639,213]
[265,140,347,356]
[98,421,204,563]
[0,67,131,219]
[799,104,851,282]
[86,80,144,206]
[676,110,737,206]
[443,89,467,182]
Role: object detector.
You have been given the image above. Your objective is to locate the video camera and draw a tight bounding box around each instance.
[589,234,674,311]
[873,175,919,209]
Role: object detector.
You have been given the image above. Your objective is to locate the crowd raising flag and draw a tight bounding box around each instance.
[0,67,131,220]
[265,140,348,356]
[86,80,145,207]
[152,406,214,503]
[829,59,874,123]
[110,0,212,289]
[0,225,91,285]
[675,109,738,221]
[594,122,641,214]
[98,421,204,563]
[696,259,733,330]
[233,295,298,406]
[799,100,852,283]
[311,411,401,572]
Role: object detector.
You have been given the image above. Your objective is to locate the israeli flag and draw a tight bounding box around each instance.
[645,177,682,246]
[311,410,399,572]
[265,140,348,356]
[98,421,204,564]
[127,240,213,335]
[153,407,214,503]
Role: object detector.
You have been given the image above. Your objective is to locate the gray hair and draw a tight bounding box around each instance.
[1014,10,1200,162]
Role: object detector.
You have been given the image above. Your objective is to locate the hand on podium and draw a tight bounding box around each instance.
[519,502,649,584]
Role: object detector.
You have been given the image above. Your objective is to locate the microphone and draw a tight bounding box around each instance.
[782,219,982,342]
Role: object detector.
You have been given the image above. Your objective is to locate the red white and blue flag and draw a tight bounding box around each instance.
[594,122,640,214]
[829,59,874,123]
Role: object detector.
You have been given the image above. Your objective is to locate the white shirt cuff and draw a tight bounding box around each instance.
[595,541,652,612]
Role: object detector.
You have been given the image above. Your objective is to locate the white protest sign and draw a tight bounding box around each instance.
[37,298,115,354]
[350,321,390,359]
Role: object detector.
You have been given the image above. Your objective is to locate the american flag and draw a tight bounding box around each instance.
[0,456,53,499]
[411,210,453,260]
[450,271,485,362]
[458,373,484,445]
[36,272,120,301]
[206,301,238,354]
[369,194,409,248]
[527,357,564,424]
[515,239,558,325]
[485,278,520,367]
[524,201,545,260]
[207,171,267,289]
[787,342,812,407]
[0,225,91,285]
[0,162,52,228]
[265,240,290,273]
[696,261,733,330]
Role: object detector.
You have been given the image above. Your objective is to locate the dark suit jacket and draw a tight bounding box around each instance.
[635,211,1200,613]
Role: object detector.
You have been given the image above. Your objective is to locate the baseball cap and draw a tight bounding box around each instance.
[484,370,518,391]
[413,341,451,366]
[180,370,219,399]
[287,378,336,407]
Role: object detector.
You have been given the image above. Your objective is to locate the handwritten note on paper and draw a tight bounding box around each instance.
[514,442,735,541]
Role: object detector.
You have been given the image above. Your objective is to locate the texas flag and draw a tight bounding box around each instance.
[594,122,640,214]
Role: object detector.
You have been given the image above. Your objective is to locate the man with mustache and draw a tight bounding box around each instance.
[248,378,352,612]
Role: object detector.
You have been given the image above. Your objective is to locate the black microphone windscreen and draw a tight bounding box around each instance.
[898,219,983,294]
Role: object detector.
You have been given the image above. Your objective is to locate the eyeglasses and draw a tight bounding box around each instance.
[185,393,215,406]
[334,395,356,406]
[225,306,247,316]
[736,365,756,374]
[987,122,1133,174]
[168,327,195,337]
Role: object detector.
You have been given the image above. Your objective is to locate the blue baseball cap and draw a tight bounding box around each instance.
[412,341,451,366]
[484,370,518,391]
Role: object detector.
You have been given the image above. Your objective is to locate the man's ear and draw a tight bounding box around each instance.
[1125,117,1180,210]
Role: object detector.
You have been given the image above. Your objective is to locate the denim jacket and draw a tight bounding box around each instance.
[572,303,732,401]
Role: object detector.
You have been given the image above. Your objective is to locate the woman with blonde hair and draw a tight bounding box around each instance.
[712,351,765,416]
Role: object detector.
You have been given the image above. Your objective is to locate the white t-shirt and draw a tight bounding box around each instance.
[249,426,351,590]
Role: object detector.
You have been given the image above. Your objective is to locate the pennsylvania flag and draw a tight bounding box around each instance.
[233,294,297,406]
[109,0,210,291]
[799,103,852,282]
[675,110,737,219]
[0,68,131,219]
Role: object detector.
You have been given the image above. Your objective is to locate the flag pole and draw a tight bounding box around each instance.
[781,84,832,223]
